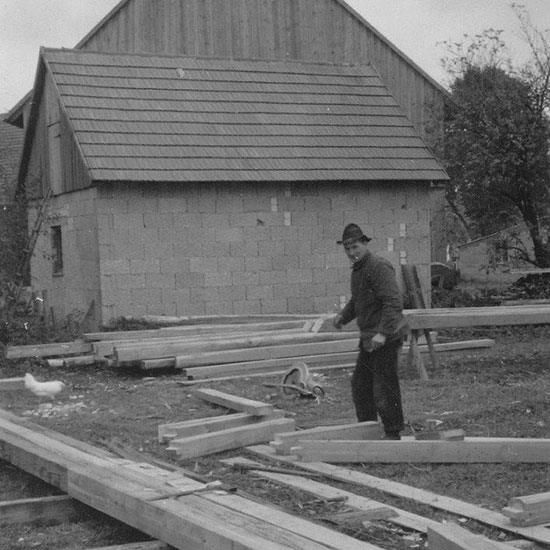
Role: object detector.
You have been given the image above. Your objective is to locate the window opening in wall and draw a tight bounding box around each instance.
[51,225,63,276]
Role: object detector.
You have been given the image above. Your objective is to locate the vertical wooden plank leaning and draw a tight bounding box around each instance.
[401,264,438,379]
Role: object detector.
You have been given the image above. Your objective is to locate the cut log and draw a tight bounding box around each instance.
[5,340,93,359]
[167,418,296,459]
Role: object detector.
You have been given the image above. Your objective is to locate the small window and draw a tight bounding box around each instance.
[51,225,63,276]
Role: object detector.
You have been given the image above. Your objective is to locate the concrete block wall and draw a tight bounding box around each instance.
[97,180,432,324]
[30,187,100,325]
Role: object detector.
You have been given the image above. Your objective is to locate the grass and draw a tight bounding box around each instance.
[0,324,549,549]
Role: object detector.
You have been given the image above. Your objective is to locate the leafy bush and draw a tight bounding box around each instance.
[509,273,550,300]
[431,287,502,308]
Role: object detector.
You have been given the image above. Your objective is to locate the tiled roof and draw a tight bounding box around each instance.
[0,114,24,202]
[42,49,447,183]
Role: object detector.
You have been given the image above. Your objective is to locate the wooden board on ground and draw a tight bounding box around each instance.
[428,522,507,550]
[221,456,441,533]
[291,437,550,463]
[194,388,274,416]
[5,340,93,359]
[502,491,550,526]
[166,418,296,459]
[0,409,384,550]
[271,421,380,455]
[246,445,550,546]
[158,410,285,443]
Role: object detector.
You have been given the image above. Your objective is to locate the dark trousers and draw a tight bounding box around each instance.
[351,339,405,435]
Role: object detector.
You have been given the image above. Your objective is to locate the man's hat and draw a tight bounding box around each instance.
[337,223,372,245]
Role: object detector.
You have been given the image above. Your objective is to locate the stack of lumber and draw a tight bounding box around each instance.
[0,407,384,550]
[3,310,508,381]
[502,492,550,526]
[160,389,296,459]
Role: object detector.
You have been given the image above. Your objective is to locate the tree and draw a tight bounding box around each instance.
[440,19,550,268]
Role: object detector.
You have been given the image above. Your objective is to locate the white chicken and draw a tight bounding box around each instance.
[24,373,66,399]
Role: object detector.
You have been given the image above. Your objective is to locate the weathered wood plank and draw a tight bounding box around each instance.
[5,340,93,359]
[427,522,506,550]
[0,377,25,390]
[246,445,550,546]
[292,438,550,463]
[158,410,285,443]
[167,418,296,459]
[194,388,274,416]
[271,421,380,455]
[221,456,440,533]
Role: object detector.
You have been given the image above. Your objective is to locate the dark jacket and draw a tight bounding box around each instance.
[340,251,406,344]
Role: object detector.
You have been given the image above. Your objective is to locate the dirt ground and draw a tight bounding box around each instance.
[1,324,549,550]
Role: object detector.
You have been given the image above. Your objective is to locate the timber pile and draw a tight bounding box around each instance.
[160,389,296,459]
[0,408,383,550]
[3,310,514,382]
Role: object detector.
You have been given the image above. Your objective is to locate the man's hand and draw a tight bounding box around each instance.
[333,314,344,330]
[370,333,386,350]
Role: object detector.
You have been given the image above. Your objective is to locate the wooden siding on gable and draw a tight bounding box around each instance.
[76,0,446,142]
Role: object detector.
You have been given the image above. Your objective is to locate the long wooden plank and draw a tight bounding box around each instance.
[5,340,93,359]
[91,543,172,550]
[194,388,274,416]
[175,339,360,368]
[84,320,309,341]
[167,418,296,459]
[0,412,381,550]
[0,495,83,526]
[291,438,550,463]
[158,410,285,443]
[115,331,354,365]
[221,457,440,533]
[199,490,383,550]
[405,305,550,329]
[246,445,550,546]
[97,328,308,358]
[181,340,494,381]
[427,522,506,550]
[271,421,380,455]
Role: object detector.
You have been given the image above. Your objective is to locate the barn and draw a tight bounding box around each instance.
[10,0,449,328]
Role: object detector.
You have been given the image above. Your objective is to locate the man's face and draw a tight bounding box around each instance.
[344,240,369,263]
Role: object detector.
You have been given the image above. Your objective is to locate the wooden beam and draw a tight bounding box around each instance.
[246,445,550,546]
[427,522,507,550]
[84,320,309,342]
[115,332,353,366]
[91,542,173,550]
[0,495,83,526]
[291,438,550,463]
[158,410,285,443]
[175,339,359,368]
[271,421,380,455]
[5,340,93,359]
[194,389,274,416]
[166,418,296,459]
[221,457,440,533]
[0,411,382,550]
[502,491,550,526]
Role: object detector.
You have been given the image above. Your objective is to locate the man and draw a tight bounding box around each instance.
[333,223,407,440]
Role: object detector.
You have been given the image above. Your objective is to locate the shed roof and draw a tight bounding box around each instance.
[40,48,447,183]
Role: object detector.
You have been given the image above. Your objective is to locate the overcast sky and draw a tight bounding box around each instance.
[1,0,549,113]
